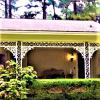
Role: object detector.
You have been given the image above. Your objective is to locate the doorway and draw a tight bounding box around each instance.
[78,53,85,78]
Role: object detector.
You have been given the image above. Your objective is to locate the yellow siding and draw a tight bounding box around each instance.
[0,31,100,42]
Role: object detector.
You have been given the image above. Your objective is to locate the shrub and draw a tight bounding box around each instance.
[0,79,27,100]
[0,60,37,100]
[21,66,37,88]
[33,92,67,100]
[29,79,100,100]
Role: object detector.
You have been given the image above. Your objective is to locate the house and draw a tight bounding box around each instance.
[0,19,100,78]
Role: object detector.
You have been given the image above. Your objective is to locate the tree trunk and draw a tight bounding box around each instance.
[52,1,56,20]
[43,0,46,19]
[8,0,12,18]
[65,13,68,20]
[5,0,8,18]
[73,1,77,15]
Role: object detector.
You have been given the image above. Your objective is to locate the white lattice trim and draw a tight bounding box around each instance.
[0,46,16,58]
[89,47,100,58]
[21,46,34,59]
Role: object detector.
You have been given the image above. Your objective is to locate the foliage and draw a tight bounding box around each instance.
[68,13,96,20]
[0,0,98,20]
[21,66,37,88]
[32,79,100,89]
[83,2,96,18]
[0,0,19,18]
[67,3,96,21]
[0,60,37,100]
[20,0,42,19]
[0,79,27,100]
[60,0,97,20]
[32,92,68,100]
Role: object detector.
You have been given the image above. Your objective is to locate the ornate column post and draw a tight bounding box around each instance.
[84,42,90,78]
[16,41,22,67]
[21,42,35,67]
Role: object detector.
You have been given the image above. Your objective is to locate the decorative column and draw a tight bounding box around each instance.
[16,41,22,67]
[84,42,90,78]
[21,45,34,67]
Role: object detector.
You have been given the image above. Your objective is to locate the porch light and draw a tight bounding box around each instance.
[66,53,77,62]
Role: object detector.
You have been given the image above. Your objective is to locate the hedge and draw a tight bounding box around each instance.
[28,79,100,100]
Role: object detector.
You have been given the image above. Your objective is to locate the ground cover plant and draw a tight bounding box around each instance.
[0,60,100,100]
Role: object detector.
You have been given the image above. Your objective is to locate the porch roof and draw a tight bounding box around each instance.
[0,19,100,32]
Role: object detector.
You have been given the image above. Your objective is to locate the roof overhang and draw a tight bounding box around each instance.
[0,19,100,32]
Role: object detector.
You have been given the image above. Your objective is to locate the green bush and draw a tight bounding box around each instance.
[33,92,67,100]
[21,66,37,88]
[0,60,37,100]
[0,79,27,100]
[31,79,100,89]
[29,79,100,100]
[70,92,96,100]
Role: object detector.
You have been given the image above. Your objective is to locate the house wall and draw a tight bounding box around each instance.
[0,33,98,42]
[91,50,100,78]
[0,48,11,64]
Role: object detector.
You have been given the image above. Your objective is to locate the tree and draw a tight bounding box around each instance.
[20,0,42,19]
[59,0,74,19]
[8,0,12,18]
[1,0,18,18]
[20,0,56,19]
[0,0,7,18]
[4,0,13,18]
[84,1,96,20]
[48,0,56,19]
[42,0,47,19]
[42,0,56,19]
[4,0,7,18]
[73,0,77,15]
[47,0,62,20]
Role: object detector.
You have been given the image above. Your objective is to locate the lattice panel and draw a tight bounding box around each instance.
[22,42,84,59]
[0,42,16,58]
